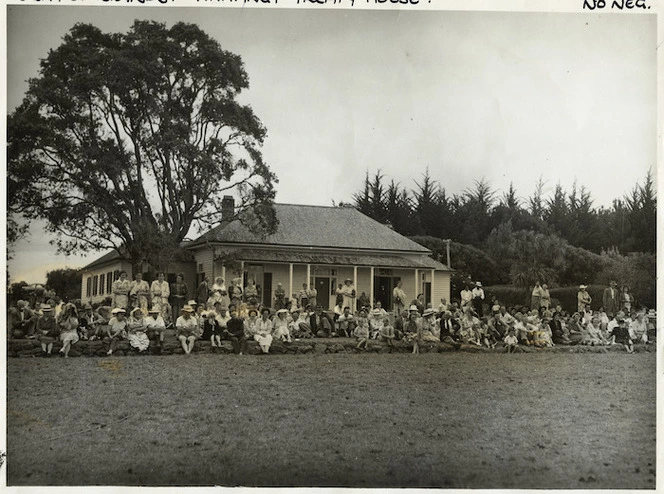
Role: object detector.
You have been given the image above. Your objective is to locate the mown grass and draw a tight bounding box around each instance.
[7,352,656,488]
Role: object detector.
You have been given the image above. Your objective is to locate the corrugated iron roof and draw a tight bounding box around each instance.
[189,204,431,253]
[213,247,450,271]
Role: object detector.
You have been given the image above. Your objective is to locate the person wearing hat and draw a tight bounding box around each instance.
[175,305,199,355]
[111,270,131,310]
[310,305,334,338]
[273,308,292,343]
[602,281,620,317]
[170,273,189,325]
[577,285,592,313]
[129,272,151,315]
[340,279,357,313]
[150,272,171,323]
[127,307,150,353]
[337,306,357,337]
[222,305,248,354]
[471,282,485,317]
[145,307,166,350]
[207,276,228,310]
[77,303,101,341]
[213,302,231,333]
[368,307,385,339]
[106,308,128,355]
[420,308,440,342]
[37,305,59,357]
[57,303,80,358]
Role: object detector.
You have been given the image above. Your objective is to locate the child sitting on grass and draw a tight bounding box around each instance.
[354,309,370,350]
[379,317,396,348]
[203,311,222,347]
[504,328,519,353]
[273,309,292,343]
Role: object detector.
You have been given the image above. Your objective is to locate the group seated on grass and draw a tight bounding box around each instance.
[7,275,656,357]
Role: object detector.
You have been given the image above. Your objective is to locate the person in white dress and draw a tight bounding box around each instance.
[150,272,171,323]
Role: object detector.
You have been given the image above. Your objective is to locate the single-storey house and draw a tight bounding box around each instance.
[186,200,452,311]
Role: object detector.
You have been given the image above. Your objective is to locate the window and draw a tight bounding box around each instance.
[113,270,120,281]
[107,272,113,293]
[99,274,105,295]
[86,277,92,297]
[93,275,99,296]
[198,263,204,272]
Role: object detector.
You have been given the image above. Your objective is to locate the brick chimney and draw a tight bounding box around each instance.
[221,195,235,225]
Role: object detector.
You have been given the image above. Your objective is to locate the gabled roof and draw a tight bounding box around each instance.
[81,249,127,270]
[187,204,431,253]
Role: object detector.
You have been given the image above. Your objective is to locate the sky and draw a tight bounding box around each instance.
[4,4,658,284]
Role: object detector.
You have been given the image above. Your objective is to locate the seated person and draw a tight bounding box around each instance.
[145,308,167,350]
[379,318,396,347]
[336,306,357,337]
[310,305,334,337]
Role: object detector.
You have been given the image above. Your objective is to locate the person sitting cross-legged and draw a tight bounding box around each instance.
[175,305,199,355]
[336,306,357,337]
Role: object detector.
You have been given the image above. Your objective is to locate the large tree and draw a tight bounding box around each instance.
[8,21,277,270]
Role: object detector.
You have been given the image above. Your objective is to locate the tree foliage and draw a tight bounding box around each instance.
[8,21,277,270]
[46,268,82,302]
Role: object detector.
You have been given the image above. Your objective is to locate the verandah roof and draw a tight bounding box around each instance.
[212,248,451,271]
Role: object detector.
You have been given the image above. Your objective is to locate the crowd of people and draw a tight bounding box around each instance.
[7,274,656,357]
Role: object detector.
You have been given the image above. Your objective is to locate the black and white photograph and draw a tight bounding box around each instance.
[4,1,659,489]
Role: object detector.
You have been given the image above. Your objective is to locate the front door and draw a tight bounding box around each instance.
[315,277,330,309]
[374,276,393,310]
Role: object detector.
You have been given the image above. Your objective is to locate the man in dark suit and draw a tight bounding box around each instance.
[439,311,461,349]
[602,280,620,317]
[310,305,334,337]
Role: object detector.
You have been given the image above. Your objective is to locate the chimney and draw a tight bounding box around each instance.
[221,196,235,225]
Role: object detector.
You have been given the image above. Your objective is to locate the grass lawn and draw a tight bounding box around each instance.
[6,352,656,488]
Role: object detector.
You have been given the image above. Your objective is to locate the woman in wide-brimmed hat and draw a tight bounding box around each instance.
[106,308,128,356]
[175,305,199,355]
[36,305,58,357]
[273,308,292,343]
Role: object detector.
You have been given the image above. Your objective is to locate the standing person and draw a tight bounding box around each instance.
[298,283,309,310]
[112,270,131,310]
[244,279,259,305]
[175,305,199,355]
[471,282,485,317]
[150,272,171,323]
[341,279,357,313]
[539,284,551,311]
[531,281,543,311]
[129,272,151,315]
[577,285,592,313]
[602,281,620,317]
[274,283,286,310]
[170,273,188,324]
[37,305,59,357]
[460,283,473,311]
[392,280,407,316]
[195,275,210,307]
[57,303,79,358]
[228,279,243,308]
[306,285,318,309]
[357,292,371,312]
[335,283,344,309]
[621,286,634,314]
[207,277,226,308]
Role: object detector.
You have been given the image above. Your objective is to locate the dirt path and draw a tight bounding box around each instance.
[6,352,656,488]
